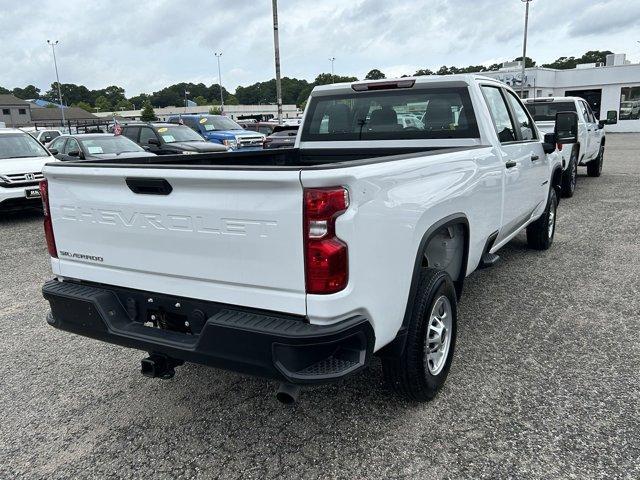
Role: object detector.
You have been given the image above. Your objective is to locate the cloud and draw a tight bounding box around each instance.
[0,0,636,96]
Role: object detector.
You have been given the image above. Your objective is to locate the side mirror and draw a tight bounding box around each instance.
[555,111,578,144]
[148,138,161,146]
[67,150,80,157]
[542,132,557,154]
[599,110,617,128]
[48,148,58,156]
[142,145,150,151]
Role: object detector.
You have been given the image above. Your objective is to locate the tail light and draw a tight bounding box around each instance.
[39,179,58,258]
[303,187,349,294]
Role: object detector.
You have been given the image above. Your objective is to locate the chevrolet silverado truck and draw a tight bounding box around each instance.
[524,97,618,196]
[40,75,578,403]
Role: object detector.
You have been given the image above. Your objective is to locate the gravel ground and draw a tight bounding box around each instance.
[1,134,639,480]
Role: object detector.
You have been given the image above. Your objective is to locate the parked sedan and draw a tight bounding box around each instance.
[262,126,298,149]
[48,134,156,161]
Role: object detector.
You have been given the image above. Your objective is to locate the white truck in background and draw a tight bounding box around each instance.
[524,97,618,197]
[40,75,578,403]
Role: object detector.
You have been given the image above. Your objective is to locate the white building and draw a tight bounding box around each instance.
[95,103,301,123]
[481,53,640,133]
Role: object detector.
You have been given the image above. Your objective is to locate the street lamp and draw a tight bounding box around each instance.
[214,52,225,114]
[329,57,335,83]
[520,0,533,98]
[46,40,66,127]
[271,0,283,124]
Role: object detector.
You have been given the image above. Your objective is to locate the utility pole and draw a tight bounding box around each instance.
[214,52,225,114]
[184,89,190,113]
[329,57,335,83]
[47,40,66,127]
[520,0,532,98]
[271,0,283,124]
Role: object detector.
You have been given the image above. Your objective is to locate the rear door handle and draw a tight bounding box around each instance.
[530,154,540,161]
[505,160,517,169]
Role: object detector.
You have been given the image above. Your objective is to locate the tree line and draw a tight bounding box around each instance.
[0,50,612,112]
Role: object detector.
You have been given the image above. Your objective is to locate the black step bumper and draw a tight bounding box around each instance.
[43,279,374,385]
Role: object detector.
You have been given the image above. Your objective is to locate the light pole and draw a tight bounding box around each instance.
[520,0,532,98]
[47,40,66,127]
[214,52,225,114]
[272,0,283,124]
[329,57,335,83]
[184,89,190,113]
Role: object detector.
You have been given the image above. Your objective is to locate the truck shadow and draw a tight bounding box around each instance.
[0,208,42,224]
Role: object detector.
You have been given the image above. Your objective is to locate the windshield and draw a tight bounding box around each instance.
[0,133,50,160]
[300,87,479,141]
[157,126,205,143]
[525,102,577,122]
[80,136,144,155]
[200,116,243,131]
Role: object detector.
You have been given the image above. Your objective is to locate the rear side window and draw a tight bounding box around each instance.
[300,87,479,141]
[505,91,537,140]
[139,127,157,145]
[481,86,516,143]
[123,127,140,143]
[49,137,66,151]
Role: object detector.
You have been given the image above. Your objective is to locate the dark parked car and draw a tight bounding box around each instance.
[262,126,299,149]
[242,122,279,136]
[121,122,228,155]
[48,134,156,161]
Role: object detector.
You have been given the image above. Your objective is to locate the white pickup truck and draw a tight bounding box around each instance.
[41,75,578,403]
[524,97,618,197]
[0,128,58,211]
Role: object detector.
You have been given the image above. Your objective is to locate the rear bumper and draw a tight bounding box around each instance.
[43,279,374,385]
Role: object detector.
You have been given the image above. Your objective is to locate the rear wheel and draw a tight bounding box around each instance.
[382,268,457,401]
[526,187,558,250]
[561,147,578,198]
[587,144,604,177]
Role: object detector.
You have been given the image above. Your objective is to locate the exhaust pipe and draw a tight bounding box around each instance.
[141,354,183,379]
[276,382,301,404]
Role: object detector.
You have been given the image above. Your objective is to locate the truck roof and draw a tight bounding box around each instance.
[312,74,502,95]
[523,96,580,103]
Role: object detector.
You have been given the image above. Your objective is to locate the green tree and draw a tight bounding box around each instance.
[0,86,10,94]
[225,94,239,105]
[513,56,536,68]
[94,96,111,112]
[542,50,613,69]
[12,85,40,99]
[75,101,93,113]
[414,69,435,76]
[193,95,208,106]
[365,69,386,80]
[115,99,133,111]
[140,102,157,121]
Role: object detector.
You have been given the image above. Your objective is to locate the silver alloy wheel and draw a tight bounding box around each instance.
[548,201,556,239]
[424,295,453,376]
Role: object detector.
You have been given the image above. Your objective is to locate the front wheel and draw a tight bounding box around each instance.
[526,187,558,250]
[382,268,457,402]
[587,144,604,177]
[561,147,578,198]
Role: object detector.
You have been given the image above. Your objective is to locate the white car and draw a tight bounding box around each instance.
[24,128,62,146]
[524,97,617,197]
[41,75,575,403]
[0,128,58,211]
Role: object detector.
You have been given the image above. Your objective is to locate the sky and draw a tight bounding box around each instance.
[0,0,639,97]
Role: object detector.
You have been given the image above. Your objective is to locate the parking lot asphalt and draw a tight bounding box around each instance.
[1,134,639,480]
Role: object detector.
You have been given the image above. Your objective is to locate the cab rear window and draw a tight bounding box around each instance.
[525,102,577,122]
[300,87,479,142]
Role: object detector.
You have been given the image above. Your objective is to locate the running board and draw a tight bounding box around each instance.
[479,252,500,269]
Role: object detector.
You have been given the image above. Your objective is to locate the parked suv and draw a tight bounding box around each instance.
[0,128,57,211]
[121,123,228,155]
[525,97,617,196]
[168,115,265,151]
[48,134,156,161]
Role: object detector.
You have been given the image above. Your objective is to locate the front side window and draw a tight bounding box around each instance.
[505,91,536,140]
[481,86,516,143]
[139,127,157,145]
[0,133,50,159]
[63,138,80,154]
[122,127,140,143]
[49,137,66,151]
[79,136,144,155]
[619,86,640,120]
[301,86,479,142]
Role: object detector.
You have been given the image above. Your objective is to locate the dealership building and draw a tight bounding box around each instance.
[481,53,640,132]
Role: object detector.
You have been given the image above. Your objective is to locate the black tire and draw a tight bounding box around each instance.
[561,147,578,198]
[526,187,558,250]
[587,144,604,177]
[382,268,457,402]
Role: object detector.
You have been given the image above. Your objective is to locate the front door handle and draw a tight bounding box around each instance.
[505,160,517,169]
[530,154,540,161]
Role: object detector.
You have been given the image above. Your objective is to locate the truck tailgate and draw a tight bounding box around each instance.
[45,166,306,315]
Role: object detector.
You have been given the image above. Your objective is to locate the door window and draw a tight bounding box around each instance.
[505,91,537,140]
[123,127,140,143]
[62,138,80,154]
[583,102,596,123]
[139,127,157,145]
[49,137,66,151]
[481,86,516,143]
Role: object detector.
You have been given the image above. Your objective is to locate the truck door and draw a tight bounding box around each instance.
[481,85,542,242]
[581,101,601,160]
